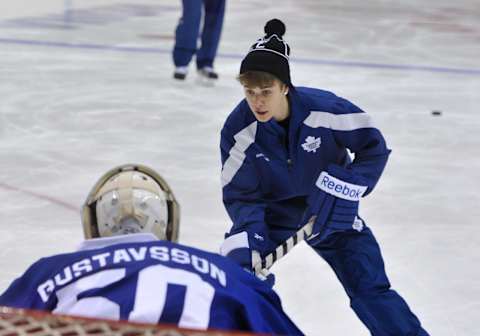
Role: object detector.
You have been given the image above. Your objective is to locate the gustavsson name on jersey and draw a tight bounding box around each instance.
[38,244,227,302]
[0,236,304,335]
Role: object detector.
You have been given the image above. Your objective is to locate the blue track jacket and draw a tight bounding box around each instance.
[220,86,391,255]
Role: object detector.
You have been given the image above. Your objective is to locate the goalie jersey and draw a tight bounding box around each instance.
[0,233,303,335]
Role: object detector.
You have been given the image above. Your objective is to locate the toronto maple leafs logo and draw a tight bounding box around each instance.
[352,216,364,232]
[301,136,321,153]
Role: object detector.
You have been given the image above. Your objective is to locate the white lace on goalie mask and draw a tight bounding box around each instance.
[95,173,169,239]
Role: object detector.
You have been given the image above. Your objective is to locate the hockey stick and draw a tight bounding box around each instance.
[253,215,315,275]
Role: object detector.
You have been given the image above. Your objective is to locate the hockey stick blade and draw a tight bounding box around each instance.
[254,216,315,275]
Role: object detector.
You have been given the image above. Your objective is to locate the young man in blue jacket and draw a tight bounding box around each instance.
[219,19,429,336]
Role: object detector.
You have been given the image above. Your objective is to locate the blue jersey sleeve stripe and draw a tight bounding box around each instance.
[303,111,375,131]
[221,122,257,188]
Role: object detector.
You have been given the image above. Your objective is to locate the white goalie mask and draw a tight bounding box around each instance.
[82,164,180,242]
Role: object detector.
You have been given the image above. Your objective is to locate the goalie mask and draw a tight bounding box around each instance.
[82,164,180,242]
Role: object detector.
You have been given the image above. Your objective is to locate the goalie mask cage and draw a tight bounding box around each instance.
[0,306,263,336]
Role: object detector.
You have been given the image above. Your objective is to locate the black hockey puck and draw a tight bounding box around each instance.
[431,110,442,116]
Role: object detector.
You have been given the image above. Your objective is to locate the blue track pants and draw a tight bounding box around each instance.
[309,225,429,336]
[173,0,225,69]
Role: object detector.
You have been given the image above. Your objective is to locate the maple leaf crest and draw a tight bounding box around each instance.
[301,136,321,153]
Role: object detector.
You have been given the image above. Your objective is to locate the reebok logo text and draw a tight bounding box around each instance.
[316,172,367,201]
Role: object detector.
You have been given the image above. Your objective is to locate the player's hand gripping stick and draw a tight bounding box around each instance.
[253,215,315,275]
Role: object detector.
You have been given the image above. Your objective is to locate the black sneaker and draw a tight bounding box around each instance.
[198,67,218,80]
[173,67,188,80]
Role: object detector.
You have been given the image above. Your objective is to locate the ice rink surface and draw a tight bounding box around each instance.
[0,1,479,335]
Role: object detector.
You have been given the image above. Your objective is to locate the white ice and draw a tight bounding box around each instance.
[0,1,479,335]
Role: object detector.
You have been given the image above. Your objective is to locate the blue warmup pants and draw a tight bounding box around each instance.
[173,0,225,69]
[266,205,428,336]
[309,226,429,336]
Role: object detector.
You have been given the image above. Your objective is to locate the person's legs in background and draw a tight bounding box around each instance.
[172,0,202,80]
[196,0,226,80]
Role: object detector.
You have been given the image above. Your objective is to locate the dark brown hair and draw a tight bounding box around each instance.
[237,71,283,88]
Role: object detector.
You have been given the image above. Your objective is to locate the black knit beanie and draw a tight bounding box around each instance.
[240,19,291,85]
